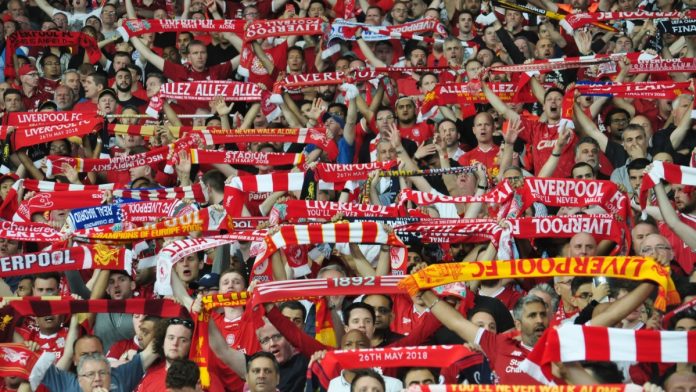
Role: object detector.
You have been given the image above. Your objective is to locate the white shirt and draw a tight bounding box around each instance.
[327,371,403,392]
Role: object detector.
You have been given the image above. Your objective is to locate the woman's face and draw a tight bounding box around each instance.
[308,2,325,17]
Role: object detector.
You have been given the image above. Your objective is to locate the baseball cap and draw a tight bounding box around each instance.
[321,112,346,129]
[98,88,117,100]
[19,64,38,77]
[189,273,220,291]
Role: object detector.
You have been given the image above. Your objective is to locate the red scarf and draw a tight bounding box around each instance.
[46,145,169,177]
[597,57,696,77]
[10,297,187,317]
[662,296,696,328]
[640,161,696,211]
[117,18,245,40]
[244,18,325,42]
[312,161,396,183]
[4,31,101,78]
[3,116,103,149]
[2,111,93,127]
[108,124,214,138]
[189,149,305,167]
[158,81,264,102]
[0,344,39,380]
[564,10,692,29]
[250,275,404,306]
[0,220,63,242]
[14,190,109,222]
[521,325,696,385]
[0,245,131,278]
[411,386,641,392]
[575,81,691,100]
[312,346,479,389]
[271,200,399,223]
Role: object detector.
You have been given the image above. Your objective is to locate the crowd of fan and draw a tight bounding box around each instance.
[0,0,694,390]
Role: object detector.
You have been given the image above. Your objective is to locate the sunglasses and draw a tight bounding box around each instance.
[168,318,194,330]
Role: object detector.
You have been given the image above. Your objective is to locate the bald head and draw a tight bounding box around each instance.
[568,233,597,257]
[664,371,696,392]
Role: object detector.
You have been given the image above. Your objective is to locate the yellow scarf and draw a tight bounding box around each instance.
[398,256,680,311]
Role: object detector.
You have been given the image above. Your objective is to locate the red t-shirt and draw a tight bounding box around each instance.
[480,284,523,311]
[239,41,288,89]
[107,337,139,361]
[16,327,69,361]
[458,145,500,179]
[519,118,577,178]
[21,90,52,111]
[477,329,541,384]
[72,101,98,113]
[208,312,261,392]
[162,60,234,82]
[399,122,433,144]
[659,213,696,275]
[389,294,428,336]
[136,361,166,392]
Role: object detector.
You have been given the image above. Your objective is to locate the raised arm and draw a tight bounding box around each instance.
[538,123,571,178]
[482,82,519,121]
[573,102,609,152]
[342,96,358,145]
[589,282,656,327]
[419,290,481,343]
[130,37,165,71]
[355,30,387,68]
[250,41,275,75]
[669,95,694,151]
[208,320,247,377]
[654,181,696,250]
[34,0,59,18]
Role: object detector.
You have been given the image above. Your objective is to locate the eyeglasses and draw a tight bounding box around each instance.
[259,333,284,346]
[79,370,109,380]
[168,318,194,329]
[640,244,672,254]
[575,292,592,300]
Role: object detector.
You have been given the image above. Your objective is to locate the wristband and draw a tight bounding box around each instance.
[426,298,440,311]
[477,184,487,190]
[551,152,561,157]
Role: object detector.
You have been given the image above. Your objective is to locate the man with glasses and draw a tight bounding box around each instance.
[362,294,405,347]
[18,64,51,111]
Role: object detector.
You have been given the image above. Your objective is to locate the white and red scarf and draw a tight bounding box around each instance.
[2,116,103,149]
[327,18,447,43]
[117,18,245,40]
[640,161,696,211]
[271,200,400,223]
[411,386,642,392]
[564,10,693,30]
[0,245,131,278]
[46,145,169,177]
[575,81,692,100]
[312,160,397,183]
[2,111,93,127]
[0,220,64,243]
[521,324,696,385]
[244,17,326,42]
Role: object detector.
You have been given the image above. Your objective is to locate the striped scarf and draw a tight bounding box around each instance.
[639,161,696,211]
[521,324,696,385]
[9,298,187,317]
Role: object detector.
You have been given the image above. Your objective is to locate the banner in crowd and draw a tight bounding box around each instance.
[564,11,692,29]
[67,199,190,230]
[0,221,64,243]
[117,18,245,40]
[4,31,101,77]
[0,344,39,381]
[0,245,131,277]
[657,18,696,35]
[157,81,264,102]
[410,385,644,392]
[271,200,400,223]
[574,81,692,100]
[639,161,696,210]
[521,324,696,385]
[327,18,447,43]
[189,149,305,167]
[398,256,679,310]
[1,111,93,127]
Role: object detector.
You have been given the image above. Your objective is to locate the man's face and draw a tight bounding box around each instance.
[106,273,134,300]
[365,8,382,25]
[628,169,644,194]
[3,94,22,112]
[37,314,63,333]
[42,57,61,78]
[375,44,394,65]
[470,311,496,332]
[64,72,81,96]
[281,307,305,330]
[463,0,481,13]
[473,113,493,143]
[376,110,395,134]
[15,278,32,297]
[444,41,463,65]
[570,283,593,311]
[622,129,647,156]
[674,185,696,213]
[505,10,523,30]
[674,318,696,331]
[575,142,599,168]
[631,223,658,255]
[609,112,629,136]
[178,34,192,52]
[246,357,280,392]
[554,277,574,304]
[83,76,100,99]
[639,234,673,266]
[54,87,73,109]
[33,278,59,296]
[73,338,103,366]
[0,239,19,257]
[146,77,163,98]
[572,165,595,180]
[568,233,597,257]
[409,49,426,67]
[287,50,304,72]
[391,2,408,23]
[377,142,397,162]
[101,5,117,24]
[219,271,245,294]
[163,324,192,361]
[187,44,208,71]
[673,95,693,124]
[419,74,438,94]
[438,121,458,148]
[458,13,473,34]
[516,302,548,346]
[21,70,40,89]
[664,373,696,392]
[138,320,157,348]
[396,99,416,123]
[535,39,554,59]
[98,95,116,114]
[174,254,202,284]
[258,324,294,364]
[363,295,392,331]
[404,369,436,386]
[115,71,132,92]
[543,91,563,121]
[344,308,375,339]
[340,329,371,350]
[78,359,111,392]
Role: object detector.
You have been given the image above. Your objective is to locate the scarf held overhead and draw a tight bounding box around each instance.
[6,116,103,150]
[117,18,245,40]
[244,18,325,42]
[189,149,305,167]
[521,324,696,385]
[4,31,100,78]
[411,386,644,392]
[398,256,679,310]
[10,298,187,317]
[0,245,131,278]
